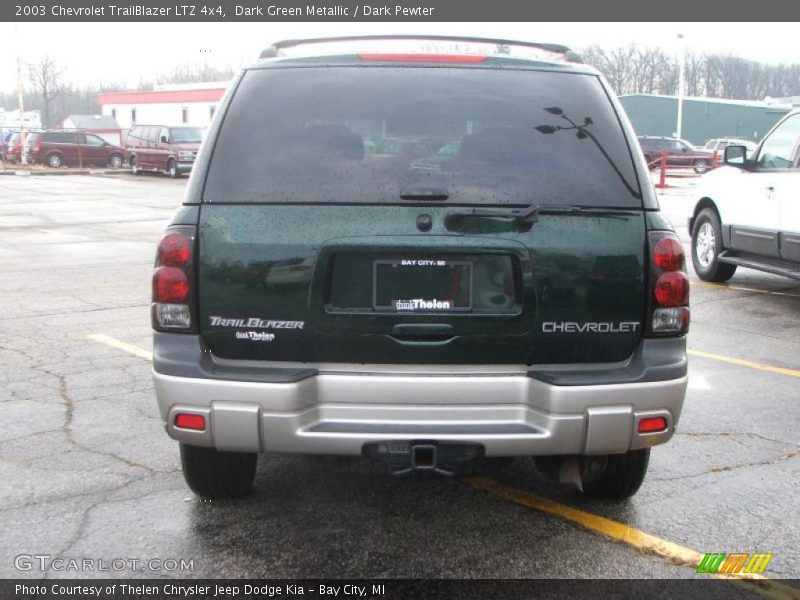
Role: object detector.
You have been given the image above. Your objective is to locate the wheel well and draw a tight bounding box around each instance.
[690,197,719,232]
[128,154,136,165]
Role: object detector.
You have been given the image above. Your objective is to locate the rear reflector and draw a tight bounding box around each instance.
[358,53,487,63]
[638,416,668,433]
[175,413,205,431]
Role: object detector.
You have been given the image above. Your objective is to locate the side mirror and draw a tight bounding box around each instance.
[724,145,747,166]
[160,135,169,144]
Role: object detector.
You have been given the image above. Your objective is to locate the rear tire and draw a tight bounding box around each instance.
[691,208,737,282]
[535,449,651,500]
[580,449,651,500]
[47,152,63,168]
[130,156,141,175]
[109,153,123,168]
[693,159,709,174]
[180,443,257,498]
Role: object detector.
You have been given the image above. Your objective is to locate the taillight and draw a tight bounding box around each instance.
[151,226,196,331]
[654,271,689,306]
[647,231,690,336]
[153,267,189,302]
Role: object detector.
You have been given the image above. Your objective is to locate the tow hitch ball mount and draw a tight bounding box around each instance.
[392,444,455,477]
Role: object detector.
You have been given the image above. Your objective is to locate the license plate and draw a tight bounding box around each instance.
[373,259,472,312]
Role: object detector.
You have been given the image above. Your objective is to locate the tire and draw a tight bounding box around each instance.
[693,159,710,174]
[47,153,63,168]
[109,153,123,169]
[580,449,651,500]
[167,158,179,179]
[130,156,141,175]
[180,443,257,498]
[691,208,737,282]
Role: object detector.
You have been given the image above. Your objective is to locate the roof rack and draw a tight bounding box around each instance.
[259,35,581,62]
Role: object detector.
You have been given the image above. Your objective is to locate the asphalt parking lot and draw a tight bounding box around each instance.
[0,173,798,584]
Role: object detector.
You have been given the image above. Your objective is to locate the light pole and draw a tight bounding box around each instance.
[14,23,27,165]
[675,33,686,141]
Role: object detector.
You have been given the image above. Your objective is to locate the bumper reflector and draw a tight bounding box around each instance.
[175,413,206,431]
[638,416,668,433]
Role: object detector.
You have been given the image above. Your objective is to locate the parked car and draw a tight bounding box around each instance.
[638,135,716,173]
[22,131,43,163]
[689,110,800,282]
[29,131,126,168]
[4,132,23,163]
[151,36,689,500]
[126,125,203,178]
[703,138,757,156]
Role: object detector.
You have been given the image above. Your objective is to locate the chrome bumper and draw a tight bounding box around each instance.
[154,369,687,457]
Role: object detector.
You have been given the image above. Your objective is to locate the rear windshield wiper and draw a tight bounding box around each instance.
[444,204,634,230]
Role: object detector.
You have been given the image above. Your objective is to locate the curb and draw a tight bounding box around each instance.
[0,166,131,177]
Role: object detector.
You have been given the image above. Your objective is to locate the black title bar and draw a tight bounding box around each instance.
[5,0,800,22]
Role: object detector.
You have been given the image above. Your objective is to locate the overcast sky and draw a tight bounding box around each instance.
[1,22,797,94]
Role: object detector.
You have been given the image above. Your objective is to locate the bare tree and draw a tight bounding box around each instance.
[27,55,65,128]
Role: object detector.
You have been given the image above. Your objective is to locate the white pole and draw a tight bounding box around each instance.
[676,33,686,141]
[14,24,27,165]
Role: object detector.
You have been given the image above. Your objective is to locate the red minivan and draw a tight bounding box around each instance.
[126,125,204,178]
[30,131,126,168]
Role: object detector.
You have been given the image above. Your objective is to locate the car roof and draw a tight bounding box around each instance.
[250,35,599,76]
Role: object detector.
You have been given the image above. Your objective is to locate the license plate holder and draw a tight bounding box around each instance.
[373,258,473,312]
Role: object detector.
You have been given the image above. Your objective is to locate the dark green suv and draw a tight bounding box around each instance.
[151,36,689,500]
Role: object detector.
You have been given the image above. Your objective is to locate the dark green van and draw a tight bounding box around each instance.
[151,36,689,499]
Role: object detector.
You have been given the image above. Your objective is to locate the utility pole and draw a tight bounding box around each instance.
[15,24,27,165]
[676,33,686,141]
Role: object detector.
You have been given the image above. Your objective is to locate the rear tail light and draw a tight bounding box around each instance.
[151,225,196,331]
[647,231,690,336]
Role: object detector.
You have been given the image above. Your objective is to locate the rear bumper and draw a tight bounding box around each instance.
[153,337,687,457]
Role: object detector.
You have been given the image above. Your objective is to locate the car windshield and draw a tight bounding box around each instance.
[170,127,204,143]
[205,66,642,207]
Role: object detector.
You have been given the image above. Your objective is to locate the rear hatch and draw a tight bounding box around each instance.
[197,60,646,365]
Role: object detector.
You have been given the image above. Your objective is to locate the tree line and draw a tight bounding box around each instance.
[1,59,235,128]
[4,46,800,128]
[581,45,800,100]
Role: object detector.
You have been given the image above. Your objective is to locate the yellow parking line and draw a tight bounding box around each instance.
[466,478,799,600]
[694,281,800,299]
[688,349,800,379]
[87,333,153,361]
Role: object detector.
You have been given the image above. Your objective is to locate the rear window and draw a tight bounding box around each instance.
[205,66,641,207]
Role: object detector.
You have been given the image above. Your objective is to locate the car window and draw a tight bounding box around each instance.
[159,127,170,143]
[83,134,105,146]
[146,127,160,143]
[756,114,800,169]
[170,127,204,143]
[206,67,642,207]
